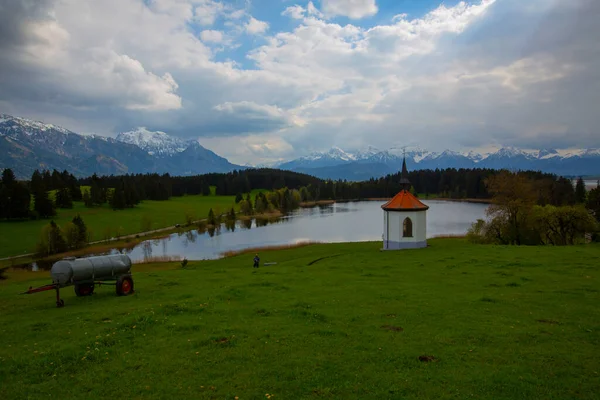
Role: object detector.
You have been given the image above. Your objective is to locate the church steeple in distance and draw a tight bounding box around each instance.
[399,147,411,191]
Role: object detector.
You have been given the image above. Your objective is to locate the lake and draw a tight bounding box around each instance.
[113,200,489,263]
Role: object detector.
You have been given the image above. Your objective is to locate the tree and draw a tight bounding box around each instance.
[90,178,105,206]
[72,214,88,247]
[1,168,16,186]
[207,208,216,226]
[586,187,600,223]
[255,195,266,213]
[235,193,243,203]
[55,187,73,209]
[575,177,587,203]
[201,181,211,196]
[34,189,56,218]
[533,205,598,245]
[110,184,127,210]
[228,207,236,221]
[30,170,45,193]
[485,171,537,245]
[82,189,92,207]
[36,220,67,256]
[239,200,252,216]
[0,178,30,220]
[63,222,80,249]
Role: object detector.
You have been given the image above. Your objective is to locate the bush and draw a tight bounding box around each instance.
[466,219,491,244]
[184,211,196,226]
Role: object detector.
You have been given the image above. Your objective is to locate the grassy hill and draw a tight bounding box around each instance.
[1,239,599,399]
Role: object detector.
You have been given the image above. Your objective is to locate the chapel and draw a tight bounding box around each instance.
[381,156,429,250]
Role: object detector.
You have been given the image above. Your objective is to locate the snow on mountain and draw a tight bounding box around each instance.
[353,145,381,160]
[278,144,600,180]
[490,147,536,159]
[325,146,356,161]
[116,127,193,157]
[462,150,485,162]
[0,114,72,136]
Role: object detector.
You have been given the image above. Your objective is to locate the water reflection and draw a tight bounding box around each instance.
[241,219,252,230]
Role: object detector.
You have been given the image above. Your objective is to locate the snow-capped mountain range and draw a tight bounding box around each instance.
[0,114,240,179]
[1,113,599,180]
[275,145,600,180]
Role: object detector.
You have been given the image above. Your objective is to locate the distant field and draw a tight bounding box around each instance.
[1,239,599,399]
[0,193,238,259]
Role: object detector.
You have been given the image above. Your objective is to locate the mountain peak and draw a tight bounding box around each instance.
[116,128,192,157]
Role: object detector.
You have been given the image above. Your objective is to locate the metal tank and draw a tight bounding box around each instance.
[51,254,132,286]
[23,254,134,308]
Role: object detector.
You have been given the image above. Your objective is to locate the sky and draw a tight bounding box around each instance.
[0,0,598,165]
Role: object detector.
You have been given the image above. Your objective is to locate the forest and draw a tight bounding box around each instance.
[0,166,596,221]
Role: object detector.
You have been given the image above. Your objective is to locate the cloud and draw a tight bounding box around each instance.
[1,0,599,166]
[245,17,269,35]
[200,29,224,43]
[0,1,183,111]
[320,0,378,19]
[212,101,304,132]
[283,2,323,20]
[200,133,294,165]
[282,5,306,20]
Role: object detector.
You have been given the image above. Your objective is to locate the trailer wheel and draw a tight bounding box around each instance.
[74,283,95,297]
[116,276,134,296]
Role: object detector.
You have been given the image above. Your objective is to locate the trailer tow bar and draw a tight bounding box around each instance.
[21,284,64,308]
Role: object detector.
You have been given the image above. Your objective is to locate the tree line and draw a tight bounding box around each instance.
[0,166,593,221]
[467,172,599,245]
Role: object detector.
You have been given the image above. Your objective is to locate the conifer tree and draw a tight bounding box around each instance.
[34,189,56,218]
[201,181,211,196]
[575,177,587,203]
[208,208,216,225]
[110,183,127,210]
[72,214,88,246]
[30,170,44,193]
[0,169,31,219]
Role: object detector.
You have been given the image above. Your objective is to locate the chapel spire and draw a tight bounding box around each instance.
[399,147,411,191]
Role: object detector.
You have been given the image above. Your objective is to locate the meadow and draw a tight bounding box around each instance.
[0,193,238,259]
[1,239,599,399]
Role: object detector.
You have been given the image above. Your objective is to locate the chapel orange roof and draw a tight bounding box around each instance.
[381,190,429,211]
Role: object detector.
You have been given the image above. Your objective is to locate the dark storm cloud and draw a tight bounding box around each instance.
[0,0,54,49]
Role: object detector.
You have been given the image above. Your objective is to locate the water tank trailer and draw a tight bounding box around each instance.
[21,254,134,307]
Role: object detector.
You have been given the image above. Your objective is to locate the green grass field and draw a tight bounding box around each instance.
[0,194,238,259]
[1,239,599,399]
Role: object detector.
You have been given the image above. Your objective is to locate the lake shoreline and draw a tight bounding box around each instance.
[336,197,492,204]
[4,199,490,270]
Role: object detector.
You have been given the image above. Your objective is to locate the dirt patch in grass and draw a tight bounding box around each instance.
[215,337,230,344]
[537,319,560,325]
[381,325,403,332]
[307,254,343,266]
[480,297,498,303]
[418,355,438,362]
